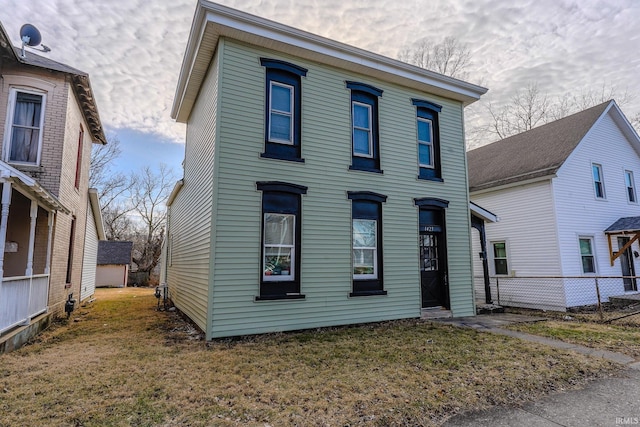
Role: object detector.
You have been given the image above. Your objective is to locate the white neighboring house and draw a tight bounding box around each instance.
[468,100,640,310]
[80,188,106,301]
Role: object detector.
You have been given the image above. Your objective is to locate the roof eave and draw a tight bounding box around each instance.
[470,172,556,195]
[172,1,487,122]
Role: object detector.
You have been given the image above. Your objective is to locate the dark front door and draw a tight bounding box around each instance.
[619,237,637,292]
[419,208,449,308]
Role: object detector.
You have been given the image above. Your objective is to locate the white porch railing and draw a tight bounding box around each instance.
[0,274,49,335]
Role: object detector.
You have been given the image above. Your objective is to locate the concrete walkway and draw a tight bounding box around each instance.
[433,314,640,426]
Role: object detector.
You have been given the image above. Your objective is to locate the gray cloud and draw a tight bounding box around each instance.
[2,0,638,145]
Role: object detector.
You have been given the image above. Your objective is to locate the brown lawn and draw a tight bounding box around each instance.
[0,288,620,426]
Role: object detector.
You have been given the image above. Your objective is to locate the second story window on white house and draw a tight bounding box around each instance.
[492,241,508,275]
[592,163,606,199]
[6,89,46,165]
[579,237,596,274]
[625,170,636,203]
[268,82,294,143]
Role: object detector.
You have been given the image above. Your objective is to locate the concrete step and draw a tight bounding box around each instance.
[421,306,452,319]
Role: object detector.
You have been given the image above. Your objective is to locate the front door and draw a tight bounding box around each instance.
[419,208,449,308]
[619,237,637,292]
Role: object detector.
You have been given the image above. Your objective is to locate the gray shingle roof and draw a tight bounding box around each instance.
[467,101,612,192]
[605,217,640,233]
[97,241,133,265]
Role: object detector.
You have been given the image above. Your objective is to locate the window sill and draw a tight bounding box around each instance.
[255,294,306,301]
[418,175,443,183]
[260,152,305,163]
[349,165,383,174]
[349,290,387,297]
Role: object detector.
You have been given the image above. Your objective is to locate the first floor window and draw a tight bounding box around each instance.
[348,191,387,296]
[353,218,377,277]
[579,237,596,274]
[492,241,508,275]
[256,181,307,300]
[263,213,295,279]
[8,90,45,164]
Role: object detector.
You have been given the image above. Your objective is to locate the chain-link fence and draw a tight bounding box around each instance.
[474,275,640,316]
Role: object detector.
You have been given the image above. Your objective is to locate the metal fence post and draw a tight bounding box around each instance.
[595,277,603,321]
[496,277,500,306]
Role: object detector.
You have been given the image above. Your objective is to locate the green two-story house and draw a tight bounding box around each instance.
[165,1,487,339]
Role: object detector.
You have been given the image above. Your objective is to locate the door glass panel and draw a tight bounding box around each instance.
[420,233,438,271]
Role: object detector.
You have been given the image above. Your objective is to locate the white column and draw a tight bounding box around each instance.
[25,200,38,276]
[0,181,12,281]
[44,210,55,275]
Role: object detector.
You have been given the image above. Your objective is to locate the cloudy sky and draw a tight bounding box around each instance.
[2,0,639,176]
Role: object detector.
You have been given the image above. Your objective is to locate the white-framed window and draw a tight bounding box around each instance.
[353,218,378,279]
[492,241,508,275]
[625,170,636,203]
[263,213,295,281]
[352,101,373,158]
[579,237,596,274]
[592,163,606,199]
[417,117,434,168]
[268,81,294,144]
[5,88,46,165]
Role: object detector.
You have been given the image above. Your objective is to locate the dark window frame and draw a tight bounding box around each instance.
[256,181,308,301]
[347,81,383,174]
[348,191,387,296]
[260,58,308,163]
[412,99,443,182]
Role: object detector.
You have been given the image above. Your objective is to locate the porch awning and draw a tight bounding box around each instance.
[0,161,69,214]
[604,216,640,266]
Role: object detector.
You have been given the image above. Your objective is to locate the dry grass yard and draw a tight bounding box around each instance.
[507,307,640,358]
[0,288,620,426]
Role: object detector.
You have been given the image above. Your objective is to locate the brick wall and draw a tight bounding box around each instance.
[0,64,96,318]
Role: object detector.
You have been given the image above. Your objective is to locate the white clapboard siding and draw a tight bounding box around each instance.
[553,110,640,305]
[80,199,99,302]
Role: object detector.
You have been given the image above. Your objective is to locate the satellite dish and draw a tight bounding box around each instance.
[19,24,50,58]
[20,24,42,47]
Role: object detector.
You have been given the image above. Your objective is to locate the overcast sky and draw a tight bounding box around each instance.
[2,0,639,175]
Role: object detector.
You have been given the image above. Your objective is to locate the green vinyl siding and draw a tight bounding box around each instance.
[198,39,474,338]
[165,49,221,334]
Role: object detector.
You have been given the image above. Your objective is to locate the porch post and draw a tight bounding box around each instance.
[25,200,38,276]
[0,181,13,281]
[44,211,55,275]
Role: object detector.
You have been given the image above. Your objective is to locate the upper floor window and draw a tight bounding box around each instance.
[256,181,308,300]
[625,170,636,203]
[492,241,508,275]
[260,58,308,163]
[579,237,596,274]
[348,191,387,296]
[347,82,383,174]
[412,99,442,182]
[6,89,46,165]
[592,163,606,199]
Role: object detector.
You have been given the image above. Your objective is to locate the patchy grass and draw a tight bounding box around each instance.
[509,307,640,359]
[0,288,620,426]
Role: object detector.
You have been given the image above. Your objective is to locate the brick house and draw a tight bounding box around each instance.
[0,22,106,351]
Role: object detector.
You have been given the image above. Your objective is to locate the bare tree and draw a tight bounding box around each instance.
[398,36,471,79]
[90,135,138,240]
[130,163,176,275]
[476,82,637,142]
